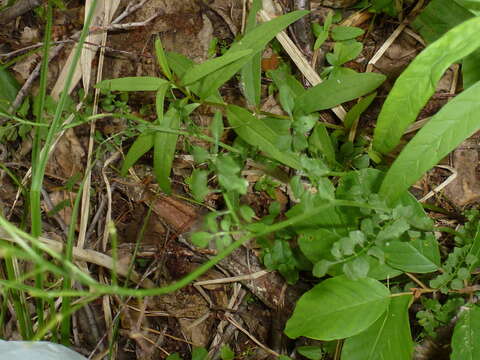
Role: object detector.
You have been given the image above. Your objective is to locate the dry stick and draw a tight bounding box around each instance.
[258,8,346,121]
[0,0,42,25]
[0,227,154,288]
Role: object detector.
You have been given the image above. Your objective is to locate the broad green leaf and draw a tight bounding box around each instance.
[95,77,168,91]
[0,67,19,112]
[294,73,385,115]
[379,80,480,203]
[373,16,480,154]
[198,10,308,99]
[181,49,252,85]
[284,276,390,340]
[120,133,154,176]
[381,237,440,273]
[226,105,302,169]
[220,344,235,360]
[187,169,210,202]
[326,40,363,66]
[331,26,364,41]
[451,305,480,360]
[192,347,209,360]
[342,295,413,360]
[297,346,323,360]
[153,107,180,193]
[155,37,172,80]
[240,0,262,107]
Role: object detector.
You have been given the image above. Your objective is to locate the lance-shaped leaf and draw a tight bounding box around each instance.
[181,50,252,85]
[373,16,480,154]
[95,77,168,91]
[155,37,172,80]
[451,304,480,360]
[284,276,390,340]
[293,72,385,115]
[226,105,302,170]
[153,107,181,194]
[379,80,480,203]
[198,10,308,99]
[120,133,154,176]
[342,295,413,360]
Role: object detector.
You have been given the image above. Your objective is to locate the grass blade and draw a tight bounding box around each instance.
[373,16,480,154]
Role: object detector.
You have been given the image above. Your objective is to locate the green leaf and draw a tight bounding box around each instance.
[326,40,362,66]
[192,347,209,360]
[297,345,323,360]
[284,276,390,340]
[373,16,480,154]
[153,107,181,193]
[294,73,385,115]
[155,37,172,80]
[240,0,262,107]
[215,154,248,194]
[198,10,308,99]
[379,80,480,203]
[309,123,336,166]
[331,26,364,41]
[314,29,328,50]
[95,77,169,91]
[181,49,252,86]
[121,133,154,176]
[155,83,170,124]
[382,238,440,273]
[342,295,413,360]
[0,67,19,112]
[226,105,302,169]
[191,232,212,248]
[344,92,376,129]
[187,169,210,202]
[166,354,182,360]
[220,344,235,360]
[210,110,224,153]
[451,305,480,360]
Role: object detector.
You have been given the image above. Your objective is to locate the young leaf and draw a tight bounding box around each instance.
[293,72,385,115]
[451,305,480,360]
[192,347,209,360]
[373,16,480,154]
[153,107,181,193]
[344,92,376,129]
[198,10,308,99]
[95,77,168,91]
[326,40,363,66]
[284,276,390,340]
[309,123,336,166]
[187,169,210,202]
[342,295,413,360]
[331,26,365,41]
[226,105,302,169]
[120,133,154,176]
[240,0,262,107]
[379,80,480,203]
[155,37,172,80]
[181,49,252,85]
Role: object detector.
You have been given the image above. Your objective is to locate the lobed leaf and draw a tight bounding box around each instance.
[373,16,480,154]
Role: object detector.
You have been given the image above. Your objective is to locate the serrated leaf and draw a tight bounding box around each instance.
[95,77,168,91]
[120,133,154,176]
[153,107,181,193]
[294,73,385,115]
[373,16,480,154]
[198,10,308,99]
[181,49,252,85]
[381,237,440,273]
[226,105,302,169]
[451,305,480,360]
[284,276,390,340]
[342,295,413,360]
[155,37,172,80]
[379,80,480,203]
